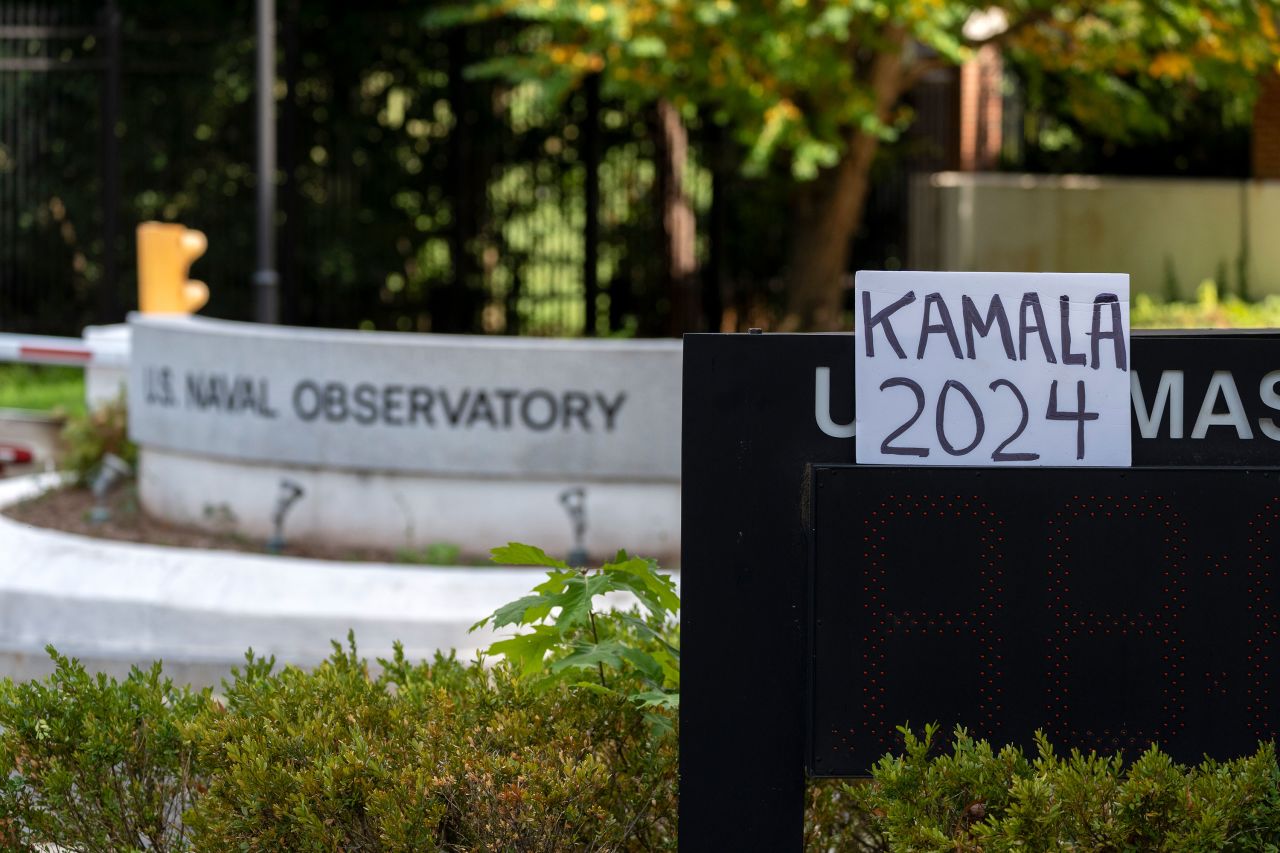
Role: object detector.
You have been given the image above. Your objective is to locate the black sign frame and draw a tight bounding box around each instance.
[680,330,1280,852]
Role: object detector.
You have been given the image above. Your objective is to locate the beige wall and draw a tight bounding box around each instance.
[910,172,1280,298]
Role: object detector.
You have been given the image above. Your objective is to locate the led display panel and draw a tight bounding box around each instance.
[809,465,1280,775]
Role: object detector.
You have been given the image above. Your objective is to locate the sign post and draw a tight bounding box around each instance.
[680,328,1280,851]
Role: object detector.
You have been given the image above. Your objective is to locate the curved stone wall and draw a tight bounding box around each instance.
[127,316,682,559]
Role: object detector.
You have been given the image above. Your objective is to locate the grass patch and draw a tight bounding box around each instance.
[0,364,85,415]
[1132,281,1280,329]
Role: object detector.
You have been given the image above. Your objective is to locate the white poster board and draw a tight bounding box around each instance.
[854,271,1131,466]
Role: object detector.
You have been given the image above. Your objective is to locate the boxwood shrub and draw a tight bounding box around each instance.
[0,641,677,852]
[184,639,677,851]
[9,651,1280,851]
[826,723,1280,852]
[5,543,1280,851]
[0,650,205,852]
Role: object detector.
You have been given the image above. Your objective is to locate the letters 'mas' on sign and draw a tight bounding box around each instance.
[854,271,1132,466]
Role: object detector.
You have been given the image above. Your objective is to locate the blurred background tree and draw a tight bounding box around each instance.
[435,0,1280,330]
[3,0,692,337]
[2,0,1279,336]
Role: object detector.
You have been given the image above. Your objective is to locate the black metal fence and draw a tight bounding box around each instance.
[1,0,925,338]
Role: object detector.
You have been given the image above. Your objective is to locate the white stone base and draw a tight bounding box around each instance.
[139,447,681,563]
[83,323,131,408]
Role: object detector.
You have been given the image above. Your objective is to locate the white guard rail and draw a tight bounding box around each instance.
[0,328,130,368]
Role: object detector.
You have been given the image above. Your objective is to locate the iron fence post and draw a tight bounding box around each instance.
[583,73,600,336]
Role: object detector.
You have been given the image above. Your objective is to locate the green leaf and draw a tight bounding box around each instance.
[471,567,577,631]
[548,640,664,686]
[627,35,667,58]
[618,646,665,685]
[602,557,680,617]
[651,647,681,689]
[532,569,577,595]
[616,614,680,657]
[477,544,681,700]
[478,568,628,635]
[549,573,607,631]
[491,542,570,569]
[792,138,840,181]
[548,639,628,675]
[644,710,674,737]
[486,625,561,677]
[570,681,619,699]
[630,689,679,710]
[472,593,556,632]
[552,571,632,631]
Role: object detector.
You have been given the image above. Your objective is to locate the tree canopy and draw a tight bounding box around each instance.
[434,0,1280,329]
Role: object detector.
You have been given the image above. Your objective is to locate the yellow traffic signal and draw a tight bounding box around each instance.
[136,222,209,314]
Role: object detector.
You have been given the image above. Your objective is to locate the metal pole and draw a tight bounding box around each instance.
[278,0,300,324]
[253,0,279,324]
[99,0,121,322]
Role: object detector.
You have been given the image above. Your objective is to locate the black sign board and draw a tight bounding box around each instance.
[680,331,1280,852]
[1130,333,1280,465]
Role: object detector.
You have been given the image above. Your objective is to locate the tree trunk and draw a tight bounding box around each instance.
[781,48,905,331]
[779,133,880,331]
[655,99,699,335]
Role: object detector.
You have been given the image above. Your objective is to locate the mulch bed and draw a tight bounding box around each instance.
[2,483,481,565]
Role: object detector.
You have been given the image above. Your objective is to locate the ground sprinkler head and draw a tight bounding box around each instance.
[559,486,588,567]
[266,478,305,554]
[88,452,133,524]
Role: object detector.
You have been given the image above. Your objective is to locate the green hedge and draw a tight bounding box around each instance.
[187,640,678,851]
[0,643,677,852]
[830,723,1280,852]
[6,546,1280,850]
[9,651,1280,850]
[0,651,204,852]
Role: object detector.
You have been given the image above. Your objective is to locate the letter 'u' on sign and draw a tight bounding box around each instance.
[854,271,1131,467]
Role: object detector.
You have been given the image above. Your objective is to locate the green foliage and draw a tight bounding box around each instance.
[431,0,1280,181]
[1133,281,1280,329]
[805,779,886,852]
[475,544,680,729]
[184,637,677,851]
[11,638,1280,850]
[60,394,137,486]
[0,649,209,853]
[1163,255,1183,302]
[10,4,673,338]
[432,0,1280,328]
[395,541,463,566]
[0,365,85,415]
[848,723,1280,851]
[0,637,678,852]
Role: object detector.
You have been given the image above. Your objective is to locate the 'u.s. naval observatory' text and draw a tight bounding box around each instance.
[141,368,628,433]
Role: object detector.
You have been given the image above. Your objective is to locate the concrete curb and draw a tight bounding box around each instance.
[0,474,674,686]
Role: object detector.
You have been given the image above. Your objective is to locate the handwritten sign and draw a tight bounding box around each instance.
[854,271,1131,466]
